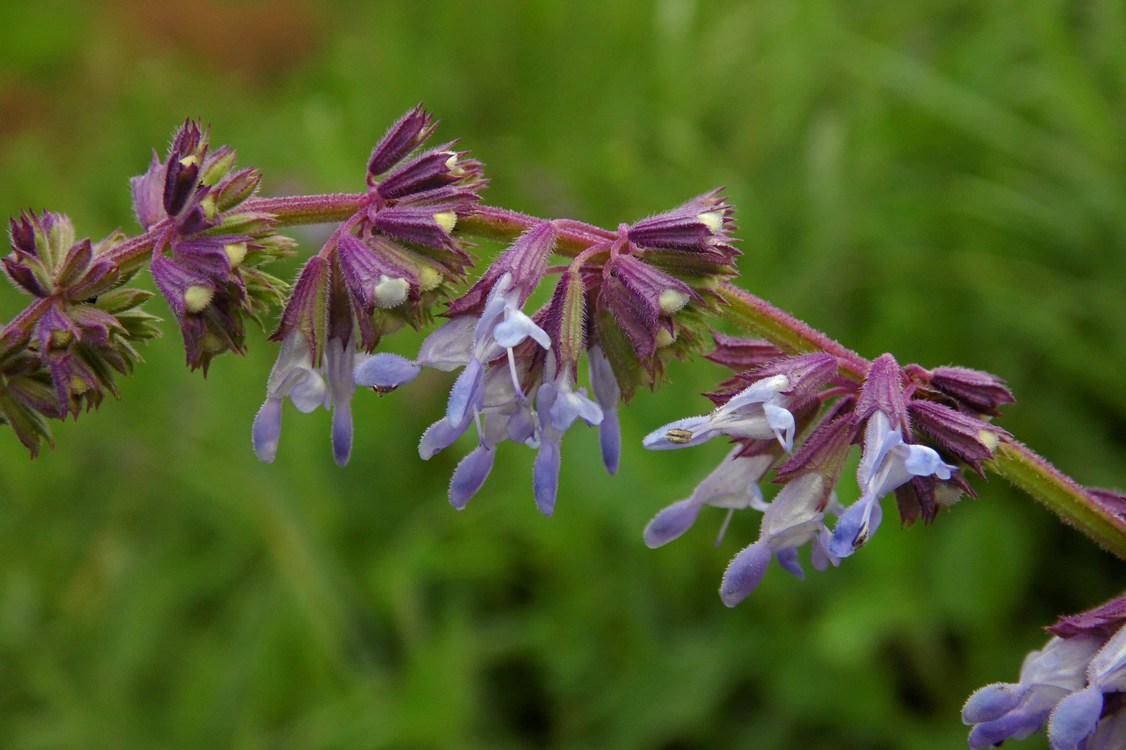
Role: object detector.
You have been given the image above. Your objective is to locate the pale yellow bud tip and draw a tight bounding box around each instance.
[179,154,200,169]
[418,265,442,291]
[200,195,218,220]
[658,288,690,315]
[444,153,464,176]
[433,210,457,234]
[656,328,677,348]
[374,275,410,308]
[224,242,248,268]
[184,284,215,313]
[978,429,1000,453]
[48,329,74,350]
[697,210,724,233]
[201,332,226,353]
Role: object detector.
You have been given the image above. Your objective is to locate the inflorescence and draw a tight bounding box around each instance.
[0,105,1122,747]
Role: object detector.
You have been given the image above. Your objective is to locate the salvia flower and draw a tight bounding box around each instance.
[252,255,359,467]
[355,223,569,509]
[252,106,485,466]
[132,120,293,371]
[644,372,801,452]
[533,351,603,515]
[643,447,775,549]
[829,354,956,558]
[964,596,1126,749]
[719,473,841,606]
[1,211,159,454]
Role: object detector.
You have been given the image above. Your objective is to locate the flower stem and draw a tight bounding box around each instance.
[716,282,870,380]
[987,439,1126,561]
[243,193,366,226]
[456,205,612,256]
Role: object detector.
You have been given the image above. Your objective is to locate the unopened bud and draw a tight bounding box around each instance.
[658,288,690,315]
[374,274,410,307]
[433,210,457,233]
[201,331,226,353]
[200,150,236,186]
[656,328,677,348]
[443,153,464,176]
[200,194,219,220]
[48,329,74,350]
[417,265,442,291]
[978,429,1000,452]
[697,210,724,233]
[184,284,215,313]
[224,242,248,268]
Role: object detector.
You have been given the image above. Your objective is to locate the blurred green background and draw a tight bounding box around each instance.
[1,1,1123,748]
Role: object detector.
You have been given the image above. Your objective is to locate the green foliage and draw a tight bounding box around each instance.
[0,1,1122,747]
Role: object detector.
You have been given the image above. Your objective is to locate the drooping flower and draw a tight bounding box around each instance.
[719,472,841,606]
[252,256,359,467]
[533,351,603,515]
[643,447,775,549]
[964,597,1126,749]
[252,106,485,466]
[829,354,956,557]
[354,223,561,507]
[587,344,621,475]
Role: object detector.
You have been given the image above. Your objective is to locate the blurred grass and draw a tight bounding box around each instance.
[0,0,1123,748]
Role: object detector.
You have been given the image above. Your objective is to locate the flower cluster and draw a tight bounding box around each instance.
[963,595,1126,749]
[354,190,740,513]
[2,105,1121,747]
[643,345,1012,606]
[0,211,160,455]
[131,120,294,372]
[253,106,484,467]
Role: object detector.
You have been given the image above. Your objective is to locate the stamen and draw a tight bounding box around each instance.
[665,427,694,444]
[715,508,735,547]
[506,346,526,401]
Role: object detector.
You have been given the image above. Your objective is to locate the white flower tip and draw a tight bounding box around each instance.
[223,242,248,268]
[183,284,214,313]
[374,274,410,308]
[433,210,457,233]
[658,288,690,315]
[697,209,724,234]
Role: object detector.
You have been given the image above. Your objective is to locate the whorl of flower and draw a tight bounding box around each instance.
[0,211,160,455]
[132,120,294,372]
[829,354,958,557]
[592,191,739,400]
[250,106,486,467]
[963,595,1126,749]
[641,339,1019,606]
[356,221,608,513]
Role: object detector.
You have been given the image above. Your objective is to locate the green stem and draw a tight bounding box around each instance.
[455,205,614,256]
[243,193,365,226]
[987,439,1126,561]
[716,281,869,380]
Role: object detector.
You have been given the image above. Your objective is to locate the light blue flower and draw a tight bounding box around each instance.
[829,411,955,557]
[719,473,841,607]
[962,628,1126,749]
[588,345,621,475]
[642,374,796,452]
[533,353,603,515]
[643,447,774,549]
[253,333,358,467]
